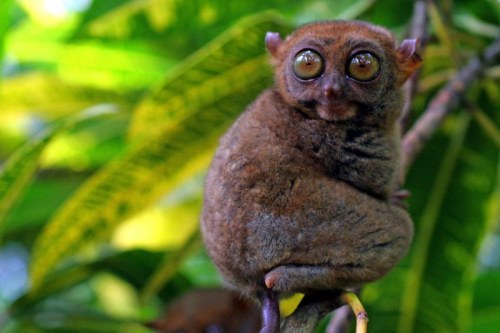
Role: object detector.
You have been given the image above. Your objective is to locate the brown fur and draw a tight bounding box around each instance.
[201,20,421,330]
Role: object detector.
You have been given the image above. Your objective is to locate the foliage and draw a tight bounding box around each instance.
[0,0,499,332]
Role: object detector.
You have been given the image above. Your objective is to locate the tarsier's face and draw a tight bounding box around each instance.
[267,21,420,123]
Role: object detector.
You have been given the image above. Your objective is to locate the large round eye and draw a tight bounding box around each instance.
[293,49,324,80]
[347,52,380,82]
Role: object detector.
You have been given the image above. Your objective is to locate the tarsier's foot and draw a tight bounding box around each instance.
[265,265,338,292]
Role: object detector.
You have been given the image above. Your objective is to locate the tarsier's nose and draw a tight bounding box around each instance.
[323,82,342,98]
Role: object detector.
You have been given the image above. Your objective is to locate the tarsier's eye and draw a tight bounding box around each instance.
[347,52,380,82]
[293,49,324,80]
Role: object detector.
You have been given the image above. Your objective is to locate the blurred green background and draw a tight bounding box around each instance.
[0,0,498,332]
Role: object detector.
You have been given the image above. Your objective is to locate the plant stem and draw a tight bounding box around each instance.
[340,292,369,333]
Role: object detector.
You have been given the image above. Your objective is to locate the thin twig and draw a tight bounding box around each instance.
[401,36,500,181]
[339,292,369,333]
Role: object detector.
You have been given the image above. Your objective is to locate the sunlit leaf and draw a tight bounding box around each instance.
[0,73,135,118]
[0,106,118,240]
[79,0,297,41]
[129,11,293,138]
[8,37,172,89]
[29,12,292,291]
[0,0,14,72]
[141,229,202,302]
[112,195,201,251]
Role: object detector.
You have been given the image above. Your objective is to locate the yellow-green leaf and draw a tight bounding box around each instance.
[29,12,293,290]
[0,73,134,118]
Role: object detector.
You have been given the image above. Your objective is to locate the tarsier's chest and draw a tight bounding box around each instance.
[283,120,398,199]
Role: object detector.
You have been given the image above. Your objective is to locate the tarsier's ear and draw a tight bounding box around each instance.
[265,32,282,57]
[396,39,423,85]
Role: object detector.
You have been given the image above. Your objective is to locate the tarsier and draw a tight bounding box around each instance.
[202,20,422,332]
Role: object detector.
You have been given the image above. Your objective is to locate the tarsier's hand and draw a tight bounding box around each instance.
[391,189,411,209]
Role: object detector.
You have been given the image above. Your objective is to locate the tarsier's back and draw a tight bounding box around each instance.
[201,20,421,332]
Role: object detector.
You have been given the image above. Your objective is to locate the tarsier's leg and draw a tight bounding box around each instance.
[260,289,280,333]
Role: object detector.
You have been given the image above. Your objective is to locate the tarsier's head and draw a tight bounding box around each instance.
[266,21,422,123]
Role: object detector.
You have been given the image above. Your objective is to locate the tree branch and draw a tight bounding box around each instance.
[401,36,500,181]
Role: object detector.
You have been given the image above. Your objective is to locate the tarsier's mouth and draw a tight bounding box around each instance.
[316,101,357,121]
[298,99,357,121]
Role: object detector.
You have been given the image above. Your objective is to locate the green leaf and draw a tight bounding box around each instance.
[399,113,473,333]
[470,271,500,333]
[12,249,190,313]
[29,12,293,290]
[3,174,87,235]
[0,106,119,241]
[364,110,499,332]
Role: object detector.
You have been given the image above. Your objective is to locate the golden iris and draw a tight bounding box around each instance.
[347,52,380,82]
[293,49,324,80]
